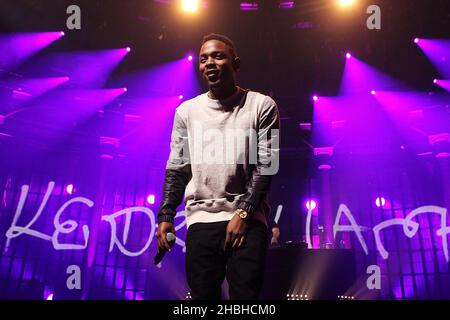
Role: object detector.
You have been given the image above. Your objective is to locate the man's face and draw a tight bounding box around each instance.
[199,39,238,88]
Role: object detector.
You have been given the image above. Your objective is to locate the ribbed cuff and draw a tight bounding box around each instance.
[158,214,174,224]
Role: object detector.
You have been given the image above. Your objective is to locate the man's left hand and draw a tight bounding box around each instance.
[224,213,248,250]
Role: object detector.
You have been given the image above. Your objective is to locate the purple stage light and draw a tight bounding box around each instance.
[346,52,352,59]
[187,55,193,61]
[310,95,364,146]
[178,94,184,100]
[66,184,74,195]
[240,2,258,10]
[375,197,386,208]
[415,39,450,78]
[126,47,131,52]
[312,95,319,101]
[339,55,407,95]
[433,79,450,92]
[31,49,133,89]
[147,194,155,205]
[306,199,317,211]
[0,32,65,71]
[5,77,70,103]
[279,1,294,9]
[375,90,450,152]
[123,87,128,92]
[44,287,54,300]
[60,31,65,36]
[376,90,450,117]
[414,38,420,44]
[120,57,201,98]
[30,88,128,143]
[371,90,376,95]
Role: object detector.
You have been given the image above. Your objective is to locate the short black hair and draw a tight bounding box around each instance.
[201,33,237,57]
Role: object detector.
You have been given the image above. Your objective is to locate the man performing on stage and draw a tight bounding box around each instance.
[156,33,280,300]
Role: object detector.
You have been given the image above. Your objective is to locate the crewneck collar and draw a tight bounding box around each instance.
[204,86,246,110]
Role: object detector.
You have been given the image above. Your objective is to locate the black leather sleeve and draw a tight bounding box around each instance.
[236,97,280,216]
[236,167,273,215]
[157,169,191,224]
[157,110,191,224]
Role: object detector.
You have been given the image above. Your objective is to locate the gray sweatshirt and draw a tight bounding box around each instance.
[166,87,280,228]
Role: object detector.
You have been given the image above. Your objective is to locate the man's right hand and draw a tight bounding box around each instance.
[156,222,175,252]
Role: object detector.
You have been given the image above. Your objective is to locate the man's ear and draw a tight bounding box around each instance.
[233,56,241,72]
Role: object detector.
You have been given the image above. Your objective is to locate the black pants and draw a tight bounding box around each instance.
[185,220,269,300]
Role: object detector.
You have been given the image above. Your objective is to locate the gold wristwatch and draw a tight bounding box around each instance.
[235,208,249,220]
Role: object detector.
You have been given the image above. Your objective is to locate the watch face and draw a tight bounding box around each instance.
[239,210,247,218]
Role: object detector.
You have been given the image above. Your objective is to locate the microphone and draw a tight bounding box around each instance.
[154,232,176,265]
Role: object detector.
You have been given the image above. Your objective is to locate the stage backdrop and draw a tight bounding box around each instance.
[0,142,449,300]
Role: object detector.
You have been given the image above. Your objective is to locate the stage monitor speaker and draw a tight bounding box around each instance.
[261,243,356,300]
